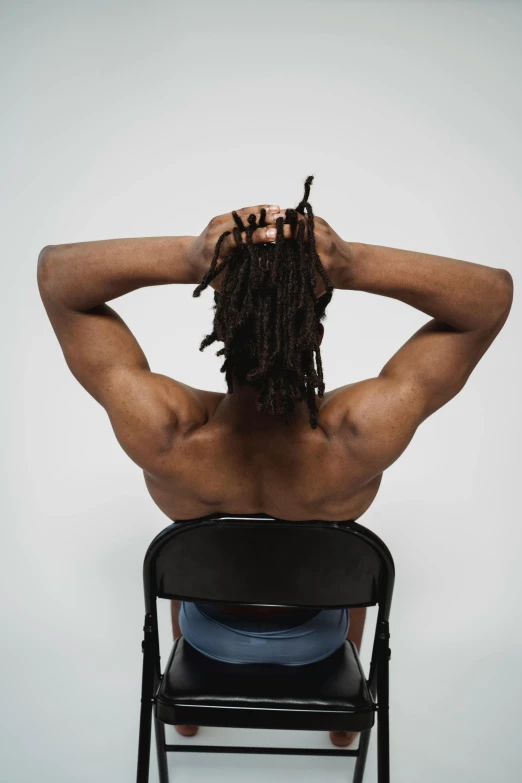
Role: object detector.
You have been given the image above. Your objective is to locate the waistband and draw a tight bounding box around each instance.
[194,602,327,633]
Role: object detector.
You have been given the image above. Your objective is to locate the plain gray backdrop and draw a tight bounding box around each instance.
[2,1,521,781]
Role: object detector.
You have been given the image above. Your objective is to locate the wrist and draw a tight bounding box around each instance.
[178,236,202,284]
[330,240,364,290]
[183,235,209,285]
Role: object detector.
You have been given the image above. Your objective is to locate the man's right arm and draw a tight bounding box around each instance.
[323,241,513,472]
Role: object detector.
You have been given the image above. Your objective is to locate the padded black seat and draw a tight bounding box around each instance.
[156,637,375,731]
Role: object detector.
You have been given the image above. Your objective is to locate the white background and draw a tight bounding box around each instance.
[2,1,521,781]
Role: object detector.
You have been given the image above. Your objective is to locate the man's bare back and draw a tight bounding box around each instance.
[143,382,383,525]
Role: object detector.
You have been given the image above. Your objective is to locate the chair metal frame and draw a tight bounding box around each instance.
[136,513,395,782]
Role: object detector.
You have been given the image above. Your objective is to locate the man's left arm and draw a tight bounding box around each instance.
[37,236,205,466]
[37,206,281,464]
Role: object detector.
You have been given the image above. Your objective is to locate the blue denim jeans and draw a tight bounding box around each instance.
[178,600,350,666]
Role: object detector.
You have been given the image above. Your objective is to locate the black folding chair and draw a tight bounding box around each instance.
[136,512,394,782]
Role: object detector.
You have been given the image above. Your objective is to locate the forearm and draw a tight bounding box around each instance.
[37,235,197,311]
[338,241,512,332]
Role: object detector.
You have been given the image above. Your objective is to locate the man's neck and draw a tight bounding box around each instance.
[217,380,311,427]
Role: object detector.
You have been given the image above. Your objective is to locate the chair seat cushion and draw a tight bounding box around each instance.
[155,638,376,731]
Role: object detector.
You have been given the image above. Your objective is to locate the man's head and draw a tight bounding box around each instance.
[193,176,333,429]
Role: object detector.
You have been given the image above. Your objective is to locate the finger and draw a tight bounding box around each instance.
[235,204,280,218]
[220,206,306,235]
[249,224,293,244]
[232,205,280,232]
[266,213,312,243]
[214,204,280,229]
[264,209,312,239]
[220,223,298,256]
[216,205,315,232]
[216,208,277,243]
[251,223,299,243]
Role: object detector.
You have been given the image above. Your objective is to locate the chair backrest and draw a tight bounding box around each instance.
[143,513,394,619]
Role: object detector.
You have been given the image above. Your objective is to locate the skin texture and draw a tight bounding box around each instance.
[37,204,513,747]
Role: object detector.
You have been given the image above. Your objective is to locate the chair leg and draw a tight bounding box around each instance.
[377,706,390,783]
[136,621,158,783]
[352,728,372,783]
[376,620,390,783]
[136,695,153,783]
[154,716,169,783]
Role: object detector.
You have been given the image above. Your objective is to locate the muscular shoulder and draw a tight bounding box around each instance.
[104,370,223,469]
[319,377,425,473]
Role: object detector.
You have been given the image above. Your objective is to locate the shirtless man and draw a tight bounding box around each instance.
[37,202,513,748]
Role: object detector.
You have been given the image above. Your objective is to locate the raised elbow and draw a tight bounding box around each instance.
[497,267,514,306]
[498,268,514,294]
[37,245,57,295]
[490,268,514,326]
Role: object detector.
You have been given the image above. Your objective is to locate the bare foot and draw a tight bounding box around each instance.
[329,730,359,747]
[175,725,199,737]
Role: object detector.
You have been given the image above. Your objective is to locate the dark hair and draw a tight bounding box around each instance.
[192,175,334,428]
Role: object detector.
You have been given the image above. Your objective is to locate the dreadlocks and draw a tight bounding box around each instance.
[192,175,334,429]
